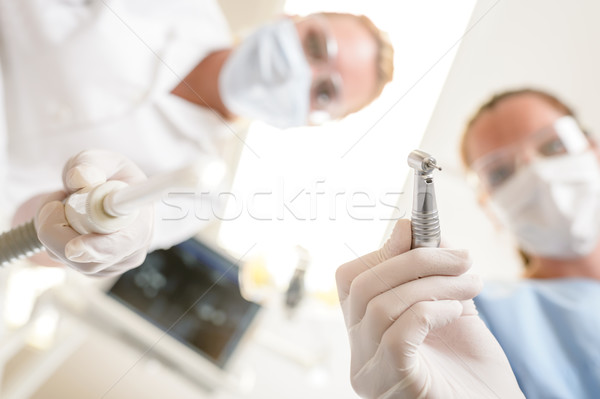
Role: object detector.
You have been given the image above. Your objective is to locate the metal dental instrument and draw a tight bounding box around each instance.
[407,150,442,249]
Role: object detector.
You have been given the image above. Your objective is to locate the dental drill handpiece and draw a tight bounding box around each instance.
[408,150,442,249]
[0,162,206,266]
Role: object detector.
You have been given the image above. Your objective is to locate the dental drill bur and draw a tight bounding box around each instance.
[407,150,442,249]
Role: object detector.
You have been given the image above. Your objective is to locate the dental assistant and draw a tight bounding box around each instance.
[463,89,600,399]
[0,1,393,274]
[335,89,600,399]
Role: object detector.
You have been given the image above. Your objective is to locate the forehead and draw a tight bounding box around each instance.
[466,94,567,162]
[326,16,378,112]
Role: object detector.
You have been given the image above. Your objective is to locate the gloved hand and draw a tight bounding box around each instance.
[335,219,524,399]
[31,150,154,277]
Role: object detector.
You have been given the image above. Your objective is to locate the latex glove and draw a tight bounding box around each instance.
[32,150,154,277]
[336,219,524,399]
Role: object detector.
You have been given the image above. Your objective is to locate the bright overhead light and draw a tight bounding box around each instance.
[219,1,477,294]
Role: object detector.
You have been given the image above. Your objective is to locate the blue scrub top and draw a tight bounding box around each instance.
[475,278,600,399]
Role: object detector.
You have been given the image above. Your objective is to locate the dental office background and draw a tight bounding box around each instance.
[2,0,600,398]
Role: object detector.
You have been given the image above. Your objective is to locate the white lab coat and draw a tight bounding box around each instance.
[0,0,236,249]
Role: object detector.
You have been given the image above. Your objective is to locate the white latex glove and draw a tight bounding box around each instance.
[336,219,524,399]
[32,150,154,277]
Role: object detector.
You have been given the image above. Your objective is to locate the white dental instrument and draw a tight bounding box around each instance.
[0,160,214,266]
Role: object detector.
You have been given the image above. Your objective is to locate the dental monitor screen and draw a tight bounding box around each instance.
[108,238,260,368]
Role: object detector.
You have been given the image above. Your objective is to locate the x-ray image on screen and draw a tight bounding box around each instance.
[108,239,260,368]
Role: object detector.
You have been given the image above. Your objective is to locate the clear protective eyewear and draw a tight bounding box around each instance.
[297,15,345,122]
[471,116,590,192]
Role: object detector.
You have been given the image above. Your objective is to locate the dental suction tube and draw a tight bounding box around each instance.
[0,220,42,265]
[0,161,213,266]
[408,150,442,249]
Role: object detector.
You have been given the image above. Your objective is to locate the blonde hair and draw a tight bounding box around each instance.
[321,12,394,114]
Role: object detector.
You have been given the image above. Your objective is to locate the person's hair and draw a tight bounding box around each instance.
[321,12,394,114]
[460,88,579,269]
[460,88,577,169]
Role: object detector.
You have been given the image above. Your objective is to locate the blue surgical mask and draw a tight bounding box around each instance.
[219,19,312,129]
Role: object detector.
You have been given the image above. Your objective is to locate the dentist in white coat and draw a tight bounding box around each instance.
[0,1,394,275]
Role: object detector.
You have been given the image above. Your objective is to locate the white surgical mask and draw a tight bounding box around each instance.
[489,150,600,259]
[219,19,312,129]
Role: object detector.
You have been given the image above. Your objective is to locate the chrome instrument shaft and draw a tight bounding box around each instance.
[408,150,442,248]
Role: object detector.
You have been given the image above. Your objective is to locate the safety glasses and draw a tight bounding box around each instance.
[471,116,590,192]
[298,15,345,121]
